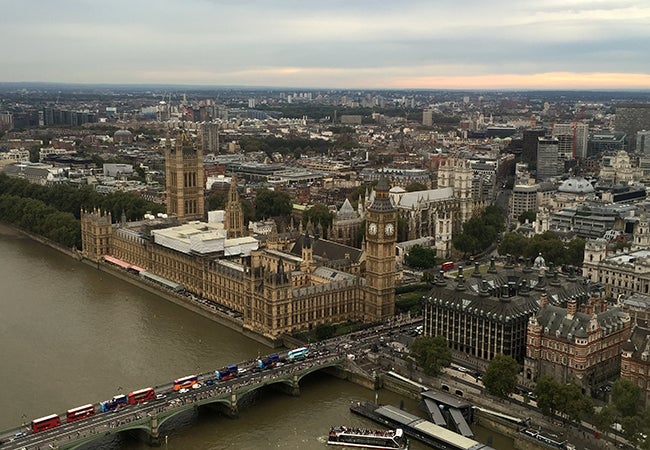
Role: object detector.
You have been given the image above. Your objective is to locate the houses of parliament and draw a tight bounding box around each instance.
[80,131,397,340]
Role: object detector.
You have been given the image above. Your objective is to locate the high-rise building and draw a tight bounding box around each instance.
[165,131,205,220]
[200,122,220,153]
[422,109,433,127]
[552,123,589,159]
[636,130,650,154]
[536,136,560,181]
[522,128,546,164]
[615,103,650,152]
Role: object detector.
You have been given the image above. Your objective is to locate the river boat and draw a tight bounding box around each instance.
[327,425,408,449]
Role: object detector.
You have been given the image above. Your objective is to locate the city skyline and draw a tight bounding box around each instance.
[2,0,650,90]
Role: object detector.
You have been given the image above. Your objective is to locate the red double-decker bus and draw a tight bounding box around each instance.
[31,414,61,433]
[66,404,95,423]
[127,387,156,404]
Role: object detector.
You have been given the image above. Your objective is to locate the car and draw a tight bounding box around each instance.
[179,388,189,394]
[191,383,202,389]
[156,393,167,400]
[13,432,26,439]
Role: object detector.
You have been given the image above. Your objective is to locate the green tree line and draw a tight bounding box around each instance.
[0,174,165,249]
[0,174,164,221]
[498,231,585,267]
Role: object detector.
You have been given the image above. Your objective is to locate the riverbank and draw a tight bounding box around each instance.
[0,222,286,349]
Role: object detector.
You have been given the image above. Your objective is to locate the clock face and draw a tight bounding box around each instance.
[385,223,394,236]
[368,222,378,235]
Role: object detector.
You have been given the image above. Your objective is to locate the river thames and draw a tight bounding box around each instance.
[0,225,514,449]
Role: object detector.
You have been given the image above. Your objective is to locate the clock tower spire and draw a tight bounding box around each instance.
[364,177,397,322]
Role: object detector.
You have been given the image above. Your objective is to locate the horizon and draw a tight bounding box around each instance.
[2,80,650,94]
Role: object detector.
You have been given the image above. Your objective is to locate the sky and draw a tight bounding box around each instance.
[2,0,650,90]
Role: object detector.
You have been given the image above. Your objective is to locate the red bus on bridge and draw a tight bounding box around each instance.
[66,404,95,423]
[127,387,156,404]
[173,374,198,391]
[31,414,61,433]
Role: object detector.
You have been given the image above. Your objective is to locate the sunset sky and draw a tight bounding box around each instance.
[2,0,650,90]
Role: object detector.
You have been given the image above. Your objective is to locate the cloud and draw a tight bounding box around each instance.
[1,0,649,89]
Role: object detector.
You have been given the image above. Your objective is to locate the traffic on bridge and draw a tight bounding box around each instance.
[0,345,342,450]
[0,316,422,450]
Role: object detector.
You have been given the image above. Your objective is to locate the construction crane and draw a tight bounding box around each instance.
[572,104,588,159]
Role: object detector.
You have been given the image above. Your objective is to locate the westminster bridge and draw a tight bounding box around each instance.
[0,351,357,450]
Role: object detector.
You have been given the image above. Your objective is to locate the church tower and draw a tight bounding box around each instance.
[582,238,607,282]
[224,177,245,238]
[165,130,205,220]
[632,206,650,251]
[80,208,113,261]
[438,157,474,227]
[364,177,397,321]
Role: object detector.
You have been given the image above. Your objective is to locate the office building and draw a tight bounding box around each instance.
[525,288,630,395]
[422,259,591,365]
[553,123,589,160]
[522,128,547,164]
[536,137,560,181]
[615,103,650,152]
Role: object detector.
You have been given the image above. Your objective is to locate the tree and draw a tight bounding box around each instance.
[254,189,292,220]
[557,382,592,425]
[611,378,642,418]
[534,376,560,417]
[302,203,334,238]
[404,245,437,269]
[409,336,452,376]
[482,353,518,399]
[206,189,229,211]
[452,206,504,256]
[518,210,536,224]
[405,182,427,192]
[498,232,529,258]
[314,323,335,341]
[592,404,617,435]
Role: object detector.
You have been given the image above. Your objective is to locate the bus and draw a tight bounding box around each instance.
[66,404,95,423]
[31,414,61,433]
[441,261,455,271]
[287,347,309,361]
[100,394,128,412]
[216,364,238,381]
[128,387,156,404]
[173,374,198,391]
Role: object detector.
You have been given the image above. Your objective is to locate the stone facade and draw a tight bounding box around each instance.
[81,177,397,339]
[621,321,650,407]
[165,131,205,220]
[524,290,630,395]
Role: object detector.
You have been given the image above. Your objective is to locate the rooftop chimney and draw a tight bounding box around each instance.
[539,290,548,308]
[472,261,482,278]
[567,298,577,317]
[488,257,497,274]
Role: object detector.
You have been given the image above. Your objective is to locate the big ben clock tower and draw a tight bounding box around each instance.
[365,177,397,322]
